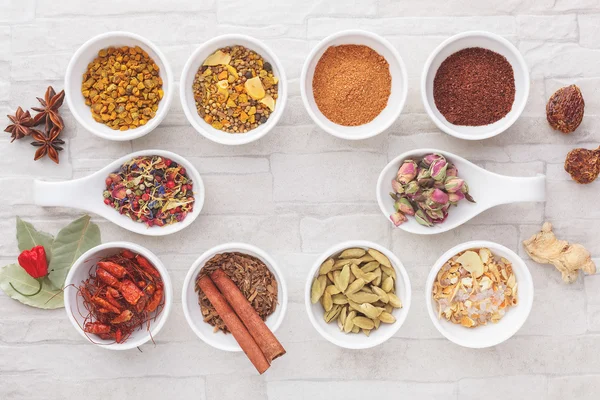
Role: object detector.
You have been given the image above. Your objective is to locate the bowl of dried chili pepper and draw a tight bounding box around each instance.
[65,31,174,141]
[64,242,173,350]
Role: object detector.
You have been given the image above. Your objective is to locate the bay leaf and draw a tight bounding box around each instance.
[16,217,54,263]
[0,264,64,309]
[48,215,101,288]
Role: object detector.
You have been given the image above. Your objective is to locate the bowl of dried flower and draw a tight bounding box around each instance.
[425,241,533,348]
[305,240,411,349]
[180,34,288,145]
[182,242,288,352]
[65,31,174,141]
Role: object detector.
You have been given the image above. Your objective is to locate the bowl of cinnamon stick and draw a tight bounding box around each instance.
[182,242,288,374]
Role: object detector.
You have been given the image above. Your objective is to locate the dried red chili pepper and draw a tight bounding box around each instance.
[11,245,49,296]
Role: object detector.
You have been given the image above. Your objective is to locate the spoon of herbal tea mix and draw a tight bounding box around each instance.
[32,150,205,236]
[376,148,546,235]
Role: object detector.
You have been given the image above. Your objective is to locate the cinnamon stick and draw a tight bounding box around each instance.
[211,269,286,363]
[197,275,270,374]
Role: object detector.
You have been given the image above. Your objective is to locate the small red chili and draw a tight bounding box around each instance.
[10,245,49,297]
[166,180,175,189]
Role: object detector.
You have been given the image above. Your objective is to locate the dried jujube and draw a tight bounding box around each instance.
[564,146,600,184]
[546,85,585,134]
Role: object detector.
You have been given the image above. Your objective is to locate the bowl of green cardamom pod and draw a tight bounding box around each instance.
[305,240,411,349]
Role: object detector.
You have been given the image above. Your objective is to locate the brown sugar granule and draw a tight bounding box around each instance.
[312,45,391,126]
[433,47,515,126]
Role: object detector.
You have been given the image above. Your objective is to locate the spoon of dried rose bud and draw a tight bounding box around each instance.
[377,149,546,235]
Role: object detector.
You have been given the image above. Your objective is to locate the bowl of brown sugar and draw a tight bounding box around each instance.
[421,31,530,140]
[301,30,408,140]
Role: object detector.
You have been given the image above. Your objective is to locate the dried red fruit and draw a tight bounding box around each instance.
[546,85,585,134]
[564,146,600,184]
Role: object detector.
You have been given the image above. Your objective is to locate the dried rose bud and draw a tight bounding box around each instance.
[430,188,449,205]
[390,212,407,227]
[391,179,404,194]
[426,208,445,222]
[415,209,433,227]
[444,177,464,193]
[449,191,465,203]
[396,160,418,184]
[564,146,600,184]
[416,167,431,181]
[418,177,435,188]
[395,197,415,216]
[422,153,444,167]
[446,163,458,177]
[429,159,448,181]
[546,84,585,134]
[405,180,420,195]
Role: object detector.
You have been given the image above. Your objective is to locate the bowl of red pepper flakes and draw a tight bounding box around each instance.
[64,242,173,350]
[104,155,196,228]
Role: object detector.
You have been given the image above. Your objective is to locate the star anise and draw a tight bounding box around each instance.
[5,106,34,142]
[32,86,65,131]
[30,127,64,164]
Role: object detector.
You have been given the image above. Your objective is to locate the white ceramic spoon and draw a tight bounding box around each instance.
[376,148,546,235]
[33,150,205,236]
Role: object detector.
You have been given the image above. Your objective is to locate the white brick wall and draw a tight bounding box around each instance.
[1,0,599,398]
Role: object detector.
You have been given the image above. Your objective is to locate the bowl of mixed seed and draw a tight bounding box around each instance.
[65,31,174,141]
[180,34,288,145]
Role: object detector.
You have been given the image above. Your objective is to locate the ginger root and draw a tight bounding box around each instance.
[522,222,596,283]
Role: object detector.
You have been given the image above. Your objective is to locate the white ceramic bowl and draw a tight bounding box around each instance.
[65,31,173,141]
[33,149,205,237]
[180,34,288,145]
[301,30,408,140]
[304,240,411,349]
[425,241,534,348]
[182,242,288,352]
[421,31,530,140]
[64,242,173,350]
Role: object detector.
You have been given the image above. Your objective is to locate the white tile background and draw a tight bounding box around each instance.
[1,0,600,398]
